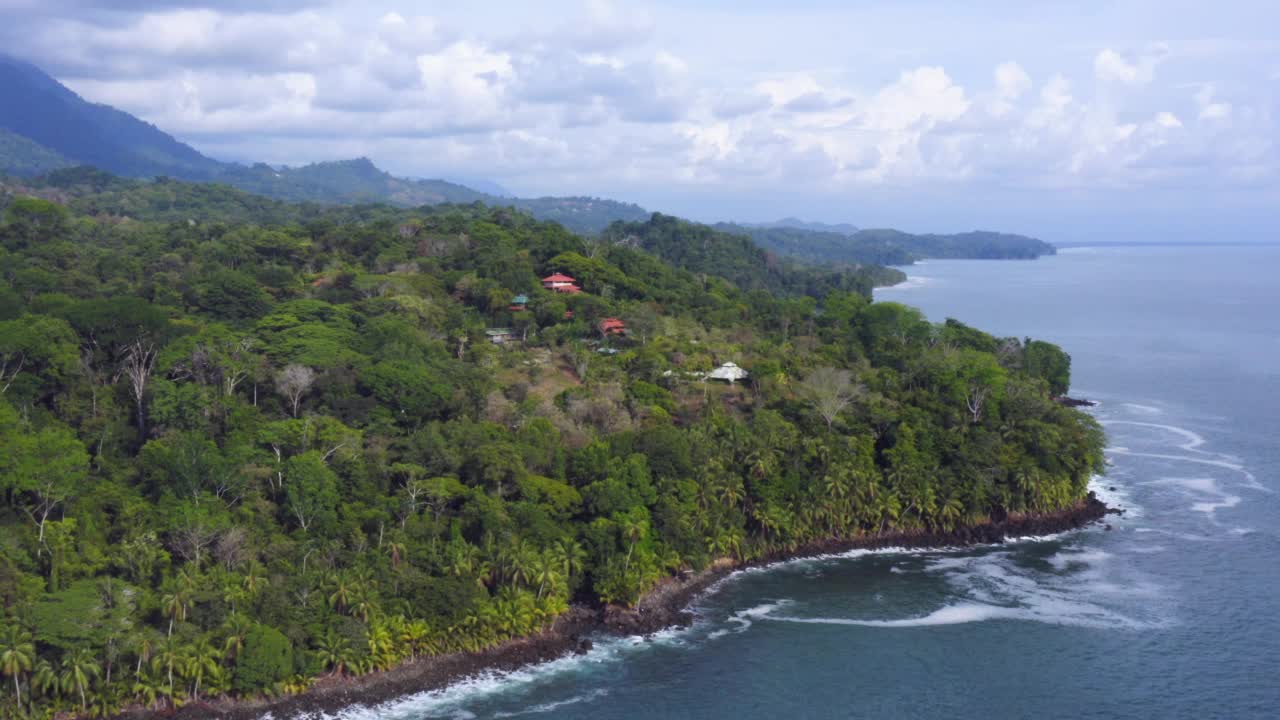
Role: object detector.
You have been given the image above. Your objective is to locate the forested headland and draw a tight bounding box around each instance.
[715,223,1056,267]
[0,174,1102,718]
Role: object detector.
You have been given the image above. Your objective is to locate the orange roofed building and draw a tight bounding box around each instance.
[598,317,626,335]
[542,273,581,293]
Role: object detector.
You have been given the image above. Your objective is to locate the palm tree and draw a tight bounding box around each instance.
[0,625,34,710]
[385,540,407,570]
[504,542,536,589]
[620,516,648,572]
[938,493,964,532]
[529,553,561,599]
[717,479,745,511]
[130,629,161,679]
[31,659,57,703]
[221,612,254,661]
[551,539,586,581]
[151,637,184,706]
[399,620,432,660]
[59,648,101,712]
[365,621,396,671]
[242,568,268,599]
[327,571,353,614]
[349,586,381,623]
[162,588,192,638]
[315,629,354,676]
[131,667,163,710]
[182,637,222,701]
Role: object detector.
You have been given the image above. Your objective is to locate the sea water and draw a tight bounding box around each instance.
[324,245,1280,720]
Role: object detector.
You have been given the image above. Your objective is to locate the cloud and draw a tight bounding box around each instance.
[709,90,772,119]
[1194,84,1233,121]
[1094,45,1167,85]
[0,0,1274,209]
[783,91,851,113]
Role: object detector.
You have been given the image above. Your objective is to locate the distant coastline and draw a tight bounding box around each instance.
[1056,240,1280,248]
[131,496,1111,720]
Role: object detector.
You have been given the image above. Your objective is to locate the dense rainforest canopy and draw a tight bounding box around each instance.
[0,180,1102,718]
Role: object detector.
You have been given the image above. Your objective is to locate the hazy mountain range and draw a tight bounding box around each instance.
[0,53,1052,262]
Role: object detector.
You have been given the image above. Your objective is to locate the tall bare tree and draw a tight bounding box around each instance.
[798,366,863,428]
[120,340,157,440]
[275,364,316,418]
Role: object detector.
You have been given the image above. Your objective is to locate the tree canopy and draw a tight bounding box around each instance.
[0,181,1101,718]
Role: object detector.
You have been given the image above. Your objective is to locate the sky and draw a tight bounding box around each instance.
[1,0,1277,241]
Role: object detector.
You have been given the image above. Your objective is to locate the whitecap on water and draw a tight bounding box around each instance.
[1090,475,1142,519]
[311,631,685,720]
[1144,477,1242,524]
[708,600,794,639]
[748,544,1167,632]
[491,689,610,718]
[876,275,935,293]
[1100,421,1208,452]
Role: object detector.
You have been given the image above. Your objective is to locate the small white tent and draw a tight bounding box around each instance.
[706,361,749,383]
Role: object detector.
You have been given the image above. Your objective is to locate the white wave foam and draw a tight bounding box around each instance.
[1090,475,1142,519]
[1107,449,1268,492]
[876,275,934,293]
[921,547,1163,629]
[312,630,682,720]
[1046,549,1113,571]
[1120,403,1163,416]
[1146,477,1242,523]
[1101,421,1207,452]
[771,603,1014,628]
[1132,527,1219,542]
[491,689,609,718]
[710,600,794,639]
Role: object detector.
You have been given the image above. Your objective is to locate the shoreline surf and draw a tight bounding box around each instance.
[125,495,1112,720]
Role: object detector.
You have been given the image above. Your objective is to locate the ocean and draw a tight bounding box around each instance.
[321,245,1280,720]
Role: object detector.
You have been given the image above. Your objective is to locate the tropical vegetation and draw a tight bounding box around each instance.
[0,176,1102,718]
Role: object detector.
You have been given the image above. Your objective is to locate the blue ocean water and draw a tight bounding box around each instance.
[327,245,1280,720]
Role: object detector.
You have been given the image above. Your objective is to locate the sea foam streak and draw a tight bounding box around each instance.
[491,689,610,717]
[311,631,682,720]
[1100,421,1208,452]
[750,541,1166,632]
[1145,477,1242,523]
[876,275,935,292]
[770,603,1013,627]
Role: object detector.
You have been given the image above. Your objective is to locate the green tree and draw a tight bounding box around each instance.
[58,647,100,712]
[233,625,293,694]
[0,625,34,709]
[283,452,339,535]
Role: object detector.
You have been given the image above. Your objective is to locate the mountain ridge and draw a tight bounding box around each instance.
[0,54,1053,254]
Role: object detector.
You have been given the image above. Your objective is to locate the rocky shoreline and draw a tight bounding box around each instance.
[122,494,1111,720]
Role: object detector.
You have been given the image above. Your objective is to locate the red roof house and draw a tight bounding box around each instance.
[598,317,626,335]
[542,273,575,287]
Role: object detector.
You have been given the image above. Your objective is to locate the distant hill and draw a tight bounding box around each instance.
[0,55,646,234]
[607,213,906,293]
[510,196,650,234]
[0,55,1055,248]
[717,222,1054,265]
[0,55,224,179]
[0,127,72,176]
[219,158,491,207]
[753,217,861,235]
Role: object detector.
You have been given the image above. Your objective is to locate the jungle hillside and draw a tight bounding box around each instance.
[0,177,1103,718]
